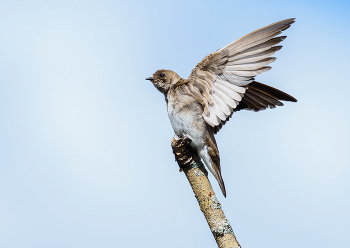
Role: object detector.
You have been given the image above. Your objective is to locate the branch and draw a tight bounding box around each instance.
[171,136,241,248]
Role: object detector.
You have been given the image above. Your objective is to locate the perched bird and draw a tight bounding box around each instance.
[146,18,297,197]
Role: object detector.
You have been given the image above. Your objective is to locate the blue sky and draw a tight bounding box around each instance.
[0,0,349,247]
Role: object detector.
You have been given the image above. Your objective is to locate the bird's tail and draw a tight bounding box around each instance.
[239,81,297,112]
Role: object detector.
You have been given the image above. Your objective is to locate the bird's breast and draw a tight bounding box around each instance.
[167,93,206,149]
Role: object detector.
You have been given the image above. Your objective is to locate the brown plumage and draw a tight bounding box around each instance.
[146,19,297,197]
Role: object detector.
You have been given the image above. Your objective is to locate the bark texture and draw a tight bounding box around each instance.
[171,136,241,248]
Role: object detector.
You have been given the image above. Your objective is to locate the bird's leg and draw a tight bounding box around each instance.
[171,136,198,171]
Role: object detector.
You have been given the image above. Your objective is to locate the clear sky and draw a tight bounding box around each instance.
[0,0,349,247]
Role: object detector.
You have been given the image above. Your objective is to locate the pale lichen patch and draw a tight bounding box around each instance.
[189,160,199,168]
[212,219,234,236]
[212,196,222,209]
[194,169,204,176]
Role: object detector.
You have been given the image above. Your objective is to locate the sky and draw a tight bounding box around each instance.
[0,0,349,247]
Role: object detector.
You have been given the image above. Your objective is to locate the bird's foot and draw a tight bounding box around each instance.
[171,136,196,171]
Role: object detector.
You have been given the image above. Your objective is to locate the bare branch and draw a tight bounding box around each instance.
[171,136,241,248]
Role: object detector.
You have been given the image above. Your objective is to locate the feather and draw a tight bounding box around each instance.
[203,113,214,127]
[214,82,242,101]
[227,46,282,64]
[230,35,287,60]
[244,92,270,108]
[248,81,297,102]
[212,93,231,115]
[218,72,253,86]
[215,78,246,94]
[234,66,271,77]
[213,87,238,109]
[229,38,285,61]
[226,57,276,71]
[219,18,294,52]
[209,105,221,125]
[247,87,283,107]
[211,98,227,121]
[228,30,283,55]
[241,94,265,111]
[230,19,294,48]
[206,130,226,197]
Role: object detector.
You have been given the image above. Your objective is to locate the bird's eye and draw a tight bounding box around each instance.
[159,73,165,78]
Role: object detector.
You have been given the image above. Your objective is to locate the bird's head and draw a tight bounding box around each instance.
[146,69,181,93]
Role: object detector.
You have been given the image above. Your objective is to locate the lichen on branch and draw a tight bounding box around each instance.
[171,136,240,248]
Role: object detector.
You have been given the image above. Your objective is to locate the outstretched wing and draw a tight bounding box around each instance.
[187,18,297,129]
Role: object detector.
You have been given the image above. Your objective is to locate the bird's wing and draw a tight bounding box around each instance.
[205,128,226,197]
[187,18,296,128]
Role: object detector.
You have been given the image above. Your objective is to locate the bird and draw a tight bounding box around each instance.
[146,18,297,197]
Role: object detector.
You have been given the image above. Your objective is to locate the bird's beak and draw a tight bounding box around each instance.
[145,77,155,81]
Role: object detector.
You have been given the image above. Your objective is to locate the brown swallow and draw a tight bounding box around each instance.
[146,18,297,197]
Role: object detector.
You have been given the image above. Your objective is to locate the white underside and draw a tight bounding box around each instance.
[167,101,218,179]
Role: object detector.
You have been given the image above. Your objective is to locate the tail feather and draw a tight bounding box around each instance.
[247,81,297,103]
[240,81,297,111]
